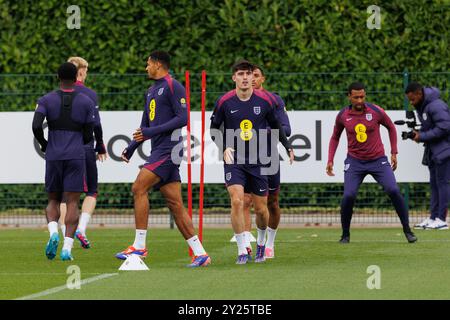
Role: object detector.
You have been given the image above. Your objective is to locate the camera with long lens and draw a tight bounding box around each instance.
[394,110,420,140]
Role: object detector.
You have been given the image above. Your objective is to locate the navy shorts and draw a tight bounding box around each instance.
[143,155,181,190]
[85,149,98,197]
[45,159,87,193]
[225,164,268,196]
[244,162,280,195]
[267,168,281,195]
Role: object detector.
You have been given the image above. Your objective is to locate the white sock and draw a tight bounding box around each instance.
[187,235,207,256]
[256,227,267,246]
[78,212,91,235]
[132,229,147,249]
[265,227,277,249]
[48,221,58,236]
[63,237,74,252]
[235,232,248,255]
[244,231,252,250]
[60,224,66,237]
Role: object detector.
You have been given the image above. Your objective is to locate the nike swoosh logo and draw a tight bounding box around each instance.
[259,189,266,192]
[231,110,238,113]
[381,161,387,165]
[346,118,352,121]
[269,188,278,191]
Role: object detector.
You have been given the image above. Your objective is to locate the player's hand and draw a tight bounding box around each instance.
[326,162,335,176]
[288,148,294,165]
[121,148,130,163]
[133,128,145,142]
[97,152,108,162]
[224,147,235,164]
[413,130,420,143]
[391,154,397,171]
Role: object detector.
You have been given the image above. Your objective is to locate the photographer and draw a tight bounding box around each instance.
[405,82,450,230]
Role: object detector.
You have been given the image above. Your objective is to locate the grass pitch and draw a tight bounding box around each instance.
[1,228,449,300]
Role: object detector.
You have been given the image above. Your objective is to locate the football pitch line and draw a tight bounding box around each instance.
[14,273,118,300]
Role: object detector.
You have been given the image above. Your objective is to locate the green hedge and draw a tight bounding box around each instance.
[1,0,450,74]
[1,1,450,111]
[1,1,449,111]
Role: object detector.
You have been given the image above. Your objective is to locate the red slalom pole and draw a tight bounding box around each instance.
[199,70,206,243]
[185,70,193,257]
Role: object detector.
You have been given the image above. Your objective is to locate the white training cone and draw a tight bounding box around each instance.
[119,254,149,271]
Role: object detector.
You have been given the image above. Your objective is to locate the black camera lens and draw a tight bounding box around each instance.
[407,131,415,139]
[401,132,408,140]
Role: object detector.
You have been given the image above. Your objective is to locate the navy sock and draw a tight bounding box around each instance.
[340,195,355,237]
[389,190,410,232]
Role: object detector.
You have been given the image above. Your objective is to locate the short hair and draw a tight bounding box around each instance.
[348,82,365,94]
[149,51,170,70]
[232,59,254,74]
[405,82,423,94]
[57,62,78,82]
[252,64,265,76]
[67,56,88,70]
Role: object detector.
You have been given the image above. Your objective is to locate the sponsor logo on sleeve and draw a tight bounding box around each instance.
[180,97,187,108]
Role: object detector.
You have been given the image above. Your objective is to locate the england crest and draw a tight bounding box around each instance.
[226,172,232,181]
[158,87,164,95]
[253,106,261,115]
[365,113,373,121]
